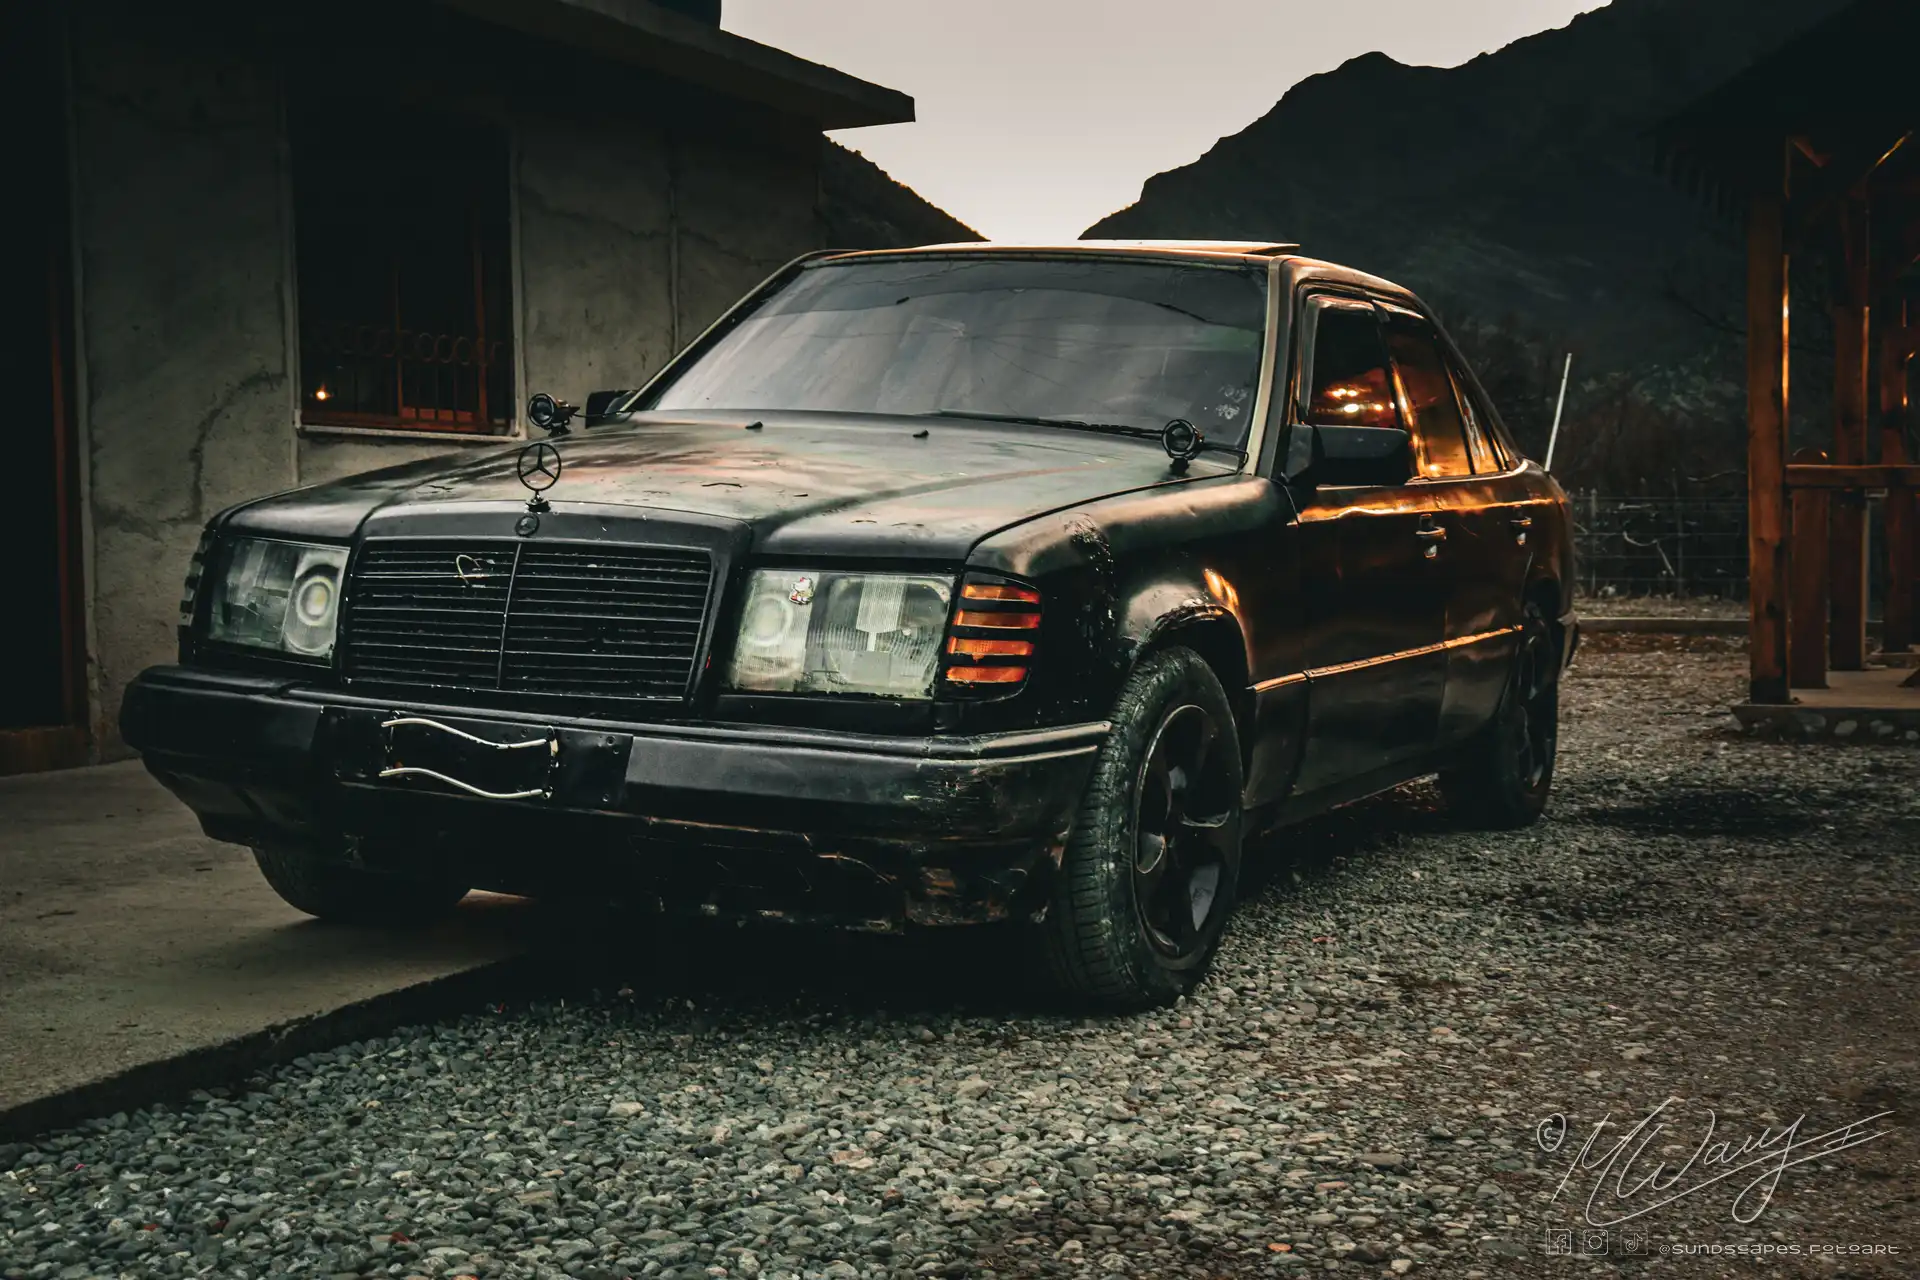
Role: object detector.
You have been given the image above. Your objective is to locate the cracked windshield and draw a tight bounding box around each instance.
[648,257,1268,443]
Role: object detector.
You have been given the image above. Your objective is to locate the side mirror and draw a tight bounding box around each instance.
[584,389,638,427]
[1306,423,1413,488]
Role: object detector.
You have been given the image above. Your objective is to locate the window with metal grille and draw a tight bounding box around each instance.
[292,102,513,433]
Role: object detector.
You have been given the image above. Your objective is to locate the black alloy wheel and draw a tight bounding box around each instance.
[1509,611,1559,793]
[1040,646,1244,1008]
[1132,703,1239,959]
[1440,599,1559,829]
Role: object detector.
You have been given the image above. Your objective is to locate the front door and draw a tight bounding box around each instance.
[1291,296,1447,794]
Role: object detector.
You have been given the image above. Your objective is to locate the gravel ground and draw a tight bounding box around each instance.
[4,636,1917,1280]
[1567,597,1745,621]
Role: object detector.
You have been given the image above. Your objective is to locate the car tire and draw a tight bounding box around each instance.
[1039,646,1244,1009]
[251,843,470,924]
[1439,599,1559,829]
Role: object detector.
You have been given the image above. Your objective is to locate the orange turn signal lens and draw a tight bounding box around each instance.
[945,665,1028,684]
[961,581,1042,603]
[948,637,1034,659]
[954,609,1040,630]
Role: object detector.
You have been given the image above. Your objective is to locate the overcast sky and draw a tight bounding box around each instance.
[726,0,1604,241]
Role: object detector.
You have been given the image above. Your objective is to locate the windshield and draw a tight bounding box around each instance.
[644,256,1269,444]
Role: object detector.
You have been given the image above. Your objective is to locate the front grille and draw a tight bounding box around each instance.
[343,540,713,701]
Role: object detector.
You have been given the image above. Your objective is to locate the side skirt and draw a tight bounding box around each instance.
[1253,751,1453,836]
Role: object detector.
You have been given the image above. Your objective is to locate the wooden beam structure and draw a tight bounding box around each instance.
[1828,198,1871,670]
[1789,448,1831,688]
[1746,178,1792,704]
[1656,0,1920,706]
[1784,463,1920,488]
[1787,129,1913,250]
[1883,294,1916,653]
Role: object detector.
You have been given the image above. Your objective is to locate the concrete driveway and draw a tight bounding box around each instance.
[0,761,531,1137]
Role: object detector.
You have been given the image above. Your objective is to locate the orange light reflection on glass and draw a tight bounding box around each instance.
[954,609,1040,629]
[948,637,1034,659]
[961,582,1041,603]
[946,665,1027,684]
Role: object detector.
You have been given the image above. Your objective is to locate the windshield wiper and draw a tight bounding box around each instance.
[919,408,1246,460]
[918,409,1162,440]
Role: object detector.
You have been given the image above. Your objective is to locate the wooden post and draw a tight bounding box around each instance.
[1829,198,1871,669]
[1746,181,1792,704]
[1883,295,1915,654]
[1789,448,1830,688]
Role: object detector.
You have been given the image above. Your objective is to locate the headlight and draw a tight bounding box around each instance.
[726,570,953,697]
[205,538,348,660]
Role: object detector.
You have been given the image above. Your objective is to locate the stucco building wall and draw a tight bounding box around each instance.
[64,6,831,756]
[67,10,297,753]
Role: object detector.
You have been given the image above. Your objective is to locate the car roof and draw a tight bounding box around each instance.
[813,241,1424,310]
[821,238,1302,265]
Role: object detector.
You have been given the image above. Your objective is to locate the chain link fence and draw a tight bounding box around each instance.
[1569,493,1750,602]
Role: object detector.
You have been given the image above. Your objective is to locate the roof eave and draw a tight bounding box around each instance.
[1652,0,1919,202]
[430,0,915,129]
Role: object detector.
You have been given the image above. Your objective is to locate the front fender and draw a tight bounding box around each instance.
[1118,577,1251,689]
[963,476,1279,734]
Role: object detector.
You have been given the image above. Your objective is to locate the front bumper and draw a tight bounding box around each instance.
[121,667,1107,928]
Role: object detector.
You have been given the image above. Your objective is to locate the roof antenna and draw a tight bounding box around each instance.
[1544,353,1573,471]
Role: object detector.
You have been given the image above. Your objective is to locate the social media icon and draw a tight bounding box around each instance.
[1621,1229,1648,1255]
[1582,1229,1609,1255]
[1544,1228,1574,1256]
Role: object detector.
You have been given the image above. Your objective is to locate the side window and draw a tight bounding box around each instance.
[1453,359,1524,468]
[1302,299,1399,429]
[1381,310,1473,479]
[1448,362,1505,474]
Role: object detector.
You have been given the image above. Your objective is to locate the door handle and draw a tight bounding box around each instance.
[1509,516,1532,545]
[1414,526,1447,541]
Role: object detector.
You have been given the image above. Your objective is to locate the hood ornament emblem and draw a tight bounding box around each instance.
[515,439,563,517]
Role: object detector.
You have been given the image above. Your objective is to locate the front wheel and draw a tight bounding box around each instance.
[1439,600,1560,829]
[252,842,471,924]
[1039,647,1243,1009]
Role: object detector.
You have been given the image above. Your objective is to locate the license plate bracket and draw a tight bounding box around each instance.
[379,715,559,801]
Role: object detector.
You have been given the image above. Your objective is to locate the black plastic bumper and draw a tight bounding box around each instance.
[120,667,1107,927]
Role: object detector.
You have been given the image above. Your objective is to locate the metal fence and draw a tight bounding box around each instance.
[1569,493,1750,601]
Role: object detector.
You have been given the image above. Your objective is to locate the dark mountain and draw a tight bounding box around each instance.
[821,141,981,249]
[1085,0,1853,480]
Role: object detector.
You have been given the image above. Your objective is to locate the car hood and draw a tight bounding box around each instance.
[226,412,1237,558]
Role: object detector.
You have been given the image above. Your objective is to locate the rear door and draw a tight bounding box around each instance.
[1379,305,1528,744]
[1290,296,1447,794]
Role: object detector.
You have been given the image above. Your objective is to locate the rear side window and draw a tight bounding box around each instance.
[1445,354,1517,472]
[1382,310,1473,479]
[1302,299,1397,429]
[1450,364,1505,473]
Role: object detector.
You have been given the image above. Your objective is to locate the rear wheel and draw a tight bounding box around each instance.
[252,842,470,924]
[1040,647,1243,1009]
[1439,600,1559,829]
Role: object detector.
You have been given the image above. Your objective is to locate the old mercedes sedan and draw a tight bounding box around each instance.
[124,240,1575,1007]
